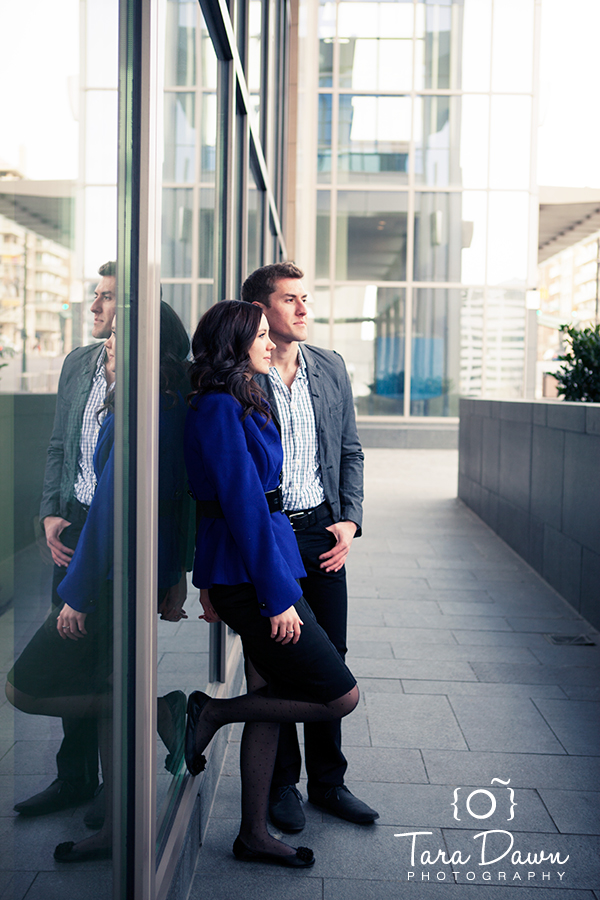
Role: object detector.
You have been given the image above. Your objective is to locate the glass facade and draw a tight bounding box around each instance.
[1,1,291,897]
[296,0,541,415]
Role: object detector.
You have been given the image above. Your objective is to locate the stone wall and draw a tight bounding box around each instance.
[458,398,600,628]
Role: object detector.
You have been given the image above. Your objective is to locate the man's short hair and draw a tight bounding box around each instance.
[98,261,116,277]
[241,262,304,307]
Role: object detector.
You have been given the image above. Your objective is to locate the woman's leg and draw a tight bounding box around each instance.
[6,682,110,719]
[237,659,301,858]
[191,681,359,764]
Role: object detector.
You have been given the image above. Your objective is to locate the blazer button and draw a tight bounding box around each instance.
[259,603,267,609]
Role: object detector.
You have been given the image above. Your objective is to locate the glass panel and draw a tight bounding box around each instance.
[315,191,331,279]
[410,288,460,416]
[460,287,484,396]
[338,95,410,185]
[414,95,462,187]
[336,191,408,281]
[491,0,534,93]
[338,2,414,40]
[161,283,192,328]
[461,0,492,92]
[164,93,196,183]
[199,188,215,279]
[1,0,118,891]
[489,96,532,191]
[487,192,529,286]
[162,189,193,277]
[247,167,264,274]
[201,94,217,181]
[484,288,526,398]
[459,95,489,189]
[416,0,462,90]
[318,1,336,88]
[339,39,413,91]
[165,0,197,87]
[461,191,487,285]
[248,0,263,128]
[317,94,332,183]
[414,192,462,283]
[310,286,332,347]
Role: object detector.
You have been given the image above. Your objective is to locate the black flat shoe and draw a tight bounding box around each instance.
[54,840,112,862]
[232,836,315,868]
[159,690,187,775]
[184,691,210,776]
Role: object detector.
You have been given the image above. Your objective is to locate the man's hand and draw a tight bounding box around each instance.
[198,588,221,623]
[158,571,188,621]
[57,603,88,640]
[270,605,304,644]
[319,520,357,573]
[43,516,74,567]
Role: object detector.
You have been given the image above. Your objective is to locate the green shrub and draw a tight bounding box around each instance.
[552,324,600,402]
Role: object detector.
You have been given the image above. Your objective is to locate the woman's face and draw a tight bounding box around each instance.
[104,318,116,381]
[247,314,276,375]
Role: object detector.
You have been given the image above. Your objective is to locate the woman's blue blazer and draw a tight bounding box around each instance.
[184,392,305,617]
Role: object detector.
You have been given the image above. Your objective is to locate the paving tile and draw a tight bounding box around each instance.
[347,641,394,659]
[356,677,404,693]
[350,658,476,682]
[533,700,600,756]
[324,882,595,899]
[448,696,566,754]
[539,790,600,835]
[402,682,566,699]
[0,871,37,900]
[528,646,600,668]
[422,750,600,790]
[365,694,467,750]
[469,662,600,687]
[451,631,548,647]
[348,626,458,645]
[382,613,512,632]
[442,830,600,890]
[390,644,538,664]
[189,874,323,900]
[505,618,589,634]
[342,747,427,783]
[562,686,600,701]
[15,872,112,900]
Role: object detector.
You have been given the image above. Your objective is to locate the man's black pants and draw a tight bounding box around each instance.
[271,509,349,790]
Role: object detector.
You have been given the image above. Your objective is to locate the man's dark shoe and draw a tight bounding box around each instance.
[269,785,306,833]
[84,783,105,829]
[308,785,379,824]
[14,779,95,817]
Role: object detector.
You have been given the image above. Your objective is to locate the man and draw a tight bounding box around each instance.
[14,262,116,817]
[241,262,378,831]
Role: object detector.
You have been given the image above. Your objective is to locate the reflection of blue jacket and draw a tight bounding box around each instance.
[57,396,188,613]
[185,392,305,617]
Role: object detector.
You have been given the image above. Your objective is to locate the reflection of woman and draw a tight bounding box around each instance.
[6,304,191,862]
[184,301,359,868]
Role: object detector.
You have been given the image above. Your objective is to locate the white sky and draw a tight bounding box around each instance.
[0,0,598,188]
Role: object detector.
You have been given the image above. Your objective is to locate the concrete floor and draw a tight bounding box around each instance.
[189,449,600,899]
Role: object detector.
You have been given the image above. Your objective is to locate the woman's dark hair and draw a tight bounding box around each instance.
[188,300,270,423]
[98,302,190,417]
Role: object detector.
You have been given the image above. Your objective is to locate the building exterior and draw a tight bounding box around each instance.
[295,0,541,414]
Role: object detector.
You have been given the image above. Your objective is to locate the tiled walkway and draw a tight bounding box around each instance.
[189,449,600,899]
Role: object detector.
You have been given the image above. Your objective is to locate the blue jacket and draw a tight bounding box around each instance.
[185,392,306,617]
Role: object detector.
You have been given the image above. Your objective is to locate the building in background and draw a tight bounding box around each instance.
[295,0,541,416]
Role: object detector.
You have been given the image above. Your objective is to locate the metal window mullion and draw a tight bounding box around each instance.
[328,1,340,351]
[404,0,418,418]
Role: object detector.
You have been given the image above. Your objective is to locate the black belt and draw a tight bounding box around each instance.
[285,501,329,532]
[196,485,284,518]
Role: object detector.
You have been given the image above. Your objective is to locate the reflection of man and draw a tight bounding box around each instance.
[14,261,116,817]
[242,262,379,831]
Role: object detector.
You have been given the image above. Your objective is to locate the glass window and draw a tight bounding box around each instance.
[461,191,487,285]
[410,288,460,416]
[486,192,529,286]
[338,95,411,185]
[248,0,263,128]
[200,93,217,180]
[247,167,264,274]
[339,38,413,91]
[414,95,462,188]
[415,0,461,90]
[413,192,462,283]
[461,0,492,92]
[162,188,193,277]
[318,1,336,88]
[484,287,526,398]
[489,95,532,191]
[459,95,490,189]
[315,191,331,279]
[164,92,196,183]
[336,191,408,281]
[317,94,333,182]
[338,2,414,40]
[491,0,534,93]
[165,0,197,87]
[460,287,484,396]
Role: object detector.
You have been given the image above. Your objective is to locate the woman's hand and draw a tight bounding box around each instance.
[270,606,303,645]
[57,603,88,640]
[199,588,221,623]
[158,571,188,621]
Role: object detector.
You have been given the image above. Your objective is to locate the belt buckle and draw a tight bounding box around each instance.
[287,510,306,531]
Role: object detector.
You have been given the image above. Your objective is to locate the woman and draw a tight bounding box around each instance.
[184,300,359,868]
[6,303,191,861]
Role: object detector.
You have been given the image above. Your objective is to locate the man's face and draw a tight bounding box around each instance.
[255,278,308,345]
[90,276,116,339]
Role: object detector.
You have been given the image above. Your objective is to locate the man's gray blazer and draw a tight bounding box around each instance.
[40,343,105,522]
[254,343,364,533]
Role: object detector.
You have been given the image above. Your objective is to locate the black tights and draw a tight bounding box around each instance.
[195,662,359,856]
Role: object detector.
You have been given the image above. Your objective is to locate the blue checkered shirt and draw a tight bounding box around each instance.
[74,350,109,506]
[268,347,326,512]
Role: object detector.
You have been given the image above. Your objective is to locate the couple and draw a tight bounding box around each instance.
[183,262,378,867]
